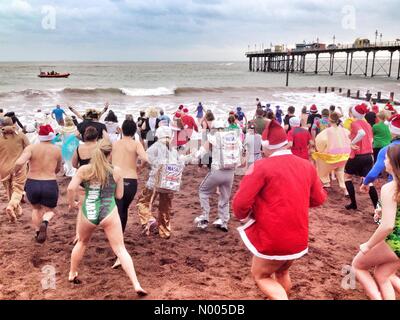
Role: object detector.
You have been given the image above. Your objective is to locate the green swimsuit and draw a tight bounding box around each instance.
[386,207,400,257]
[82,174,117,225]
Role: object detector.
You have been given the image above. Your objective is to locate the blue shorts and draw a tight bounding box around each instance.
[25,179,59,209]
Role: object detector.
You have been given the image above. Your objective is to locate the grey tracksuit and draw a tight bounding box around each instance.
[197,130,241,225]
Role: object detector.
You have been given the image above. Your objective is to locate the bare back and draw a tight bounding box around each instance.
[27,142,62,180]
[112,138,147,179]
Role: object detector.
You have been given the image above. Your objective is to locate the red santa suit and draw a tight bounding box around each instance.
[232,120,326,260]
[182,108,199,133]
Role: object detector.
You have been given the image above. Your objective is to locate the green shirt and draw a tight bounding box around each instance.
[373,121,391,149]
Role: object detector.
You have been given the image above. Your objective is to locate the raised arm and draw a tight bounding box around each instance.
[68,105,84,120]
[99,102,109,118]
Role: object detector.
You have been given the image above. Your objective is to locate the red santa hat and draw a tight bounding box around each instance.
[174,112,182,119]
[372,104,379,114]
[351,104,368,119]
[389,115,400,136]
[183,108,189,113]
[310,104,318,114]
[38,125,55,142]
[261,120,288,149]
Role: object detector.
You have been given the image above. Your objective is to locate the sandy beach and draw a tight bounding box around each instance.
[0,166,380,300]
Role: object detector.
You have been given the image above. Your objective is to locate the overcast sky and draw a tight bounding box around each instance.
[0,0,399,61]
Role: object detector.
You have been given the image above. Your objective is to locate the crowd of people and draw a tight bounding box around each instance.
[0,97,400,300]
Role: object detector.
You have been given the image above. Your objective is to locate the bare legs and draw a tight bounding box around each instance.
[251,256,294,300]
[69,209,147,296]
[31,204,55,243]
[102,211,147,295]
[352,241,400,300]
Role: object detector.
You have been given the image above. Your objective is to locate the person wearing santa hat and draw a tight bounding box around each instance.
[232,120,326,300]
[344,104,378,211]
[171,111,189,149]
[182,107,199,133]
[306,104,321,133]
[385,103,396,116]
[13,124,62,244]
[360,114,400,193]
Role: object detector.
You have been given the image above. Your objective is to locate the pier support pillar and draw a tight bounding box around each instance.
[397,51,400,80]
[349,52,353,76]
[365,51,370,77]
[315,53,319,74]
[345,52,350,75]
[371,51,376,77]
[388,51,394,77]
[330,53,335,76]
[249,58,252,72]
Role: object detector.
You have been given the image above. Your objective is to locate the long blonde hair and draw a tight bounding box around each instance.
[82,139,113,187]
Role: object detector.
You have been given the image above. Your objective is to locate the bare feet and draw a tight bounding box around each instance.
[135,286,148,297]
[5,206,17,222]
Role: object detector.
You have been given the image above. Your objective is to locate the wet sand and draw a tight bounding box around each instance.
[0,166,381,300]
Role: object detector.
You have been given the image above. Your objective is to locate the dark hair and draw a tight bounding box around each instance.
[122,120,137,137]
[0,109,3,113]
[205,111,215,122]
[84,126,99,142]
[288,106,295,114]
[140,111,146,117]
[256,108,264,117]
[329,112,340,124]
[322,109,330,117]
[301,106,308,114]
[266,111,275,120]
[329,105,336,112]
[160,110,164,115]
[105,110,118,123]
[228,115,235,124]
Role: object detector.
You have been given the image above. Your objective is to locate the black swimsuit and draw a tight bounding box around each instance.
[77,147,91,188]
[77,147,91,166]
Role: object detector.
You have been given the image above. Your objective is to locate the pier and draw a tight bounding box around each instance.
[246,41,400,79]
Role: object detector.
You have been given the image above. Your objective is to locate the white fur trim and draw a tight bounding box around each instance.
[38,133,55,142]
[237,219,309,261]
[270,149,292,157]
[266,140,289,150]
[352,107,364,119]
[389,123,400,136]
